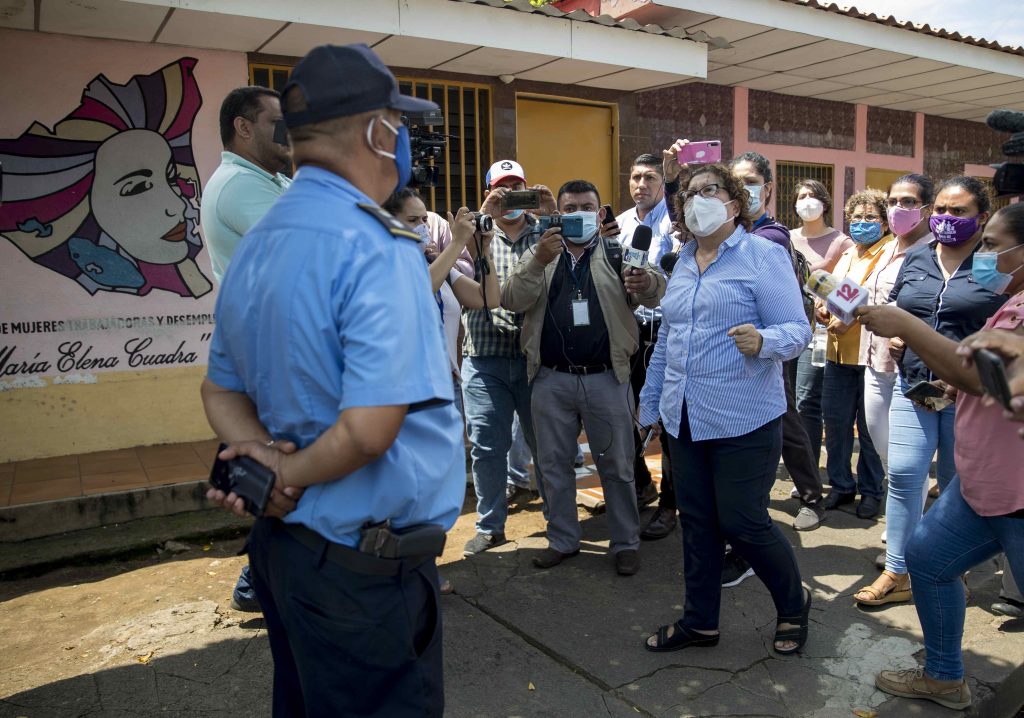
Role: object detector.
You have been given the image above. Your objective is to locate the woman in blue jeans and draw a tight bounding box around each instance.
[859,177,1004,607]
[857,201,1024,710]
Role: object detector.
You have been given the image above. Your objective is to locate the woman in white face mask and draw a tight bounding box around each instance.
[640,164,812,655]
[790,180,854,471]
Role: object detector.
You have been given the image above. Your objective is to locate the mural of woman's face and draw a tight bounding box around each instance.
[91,129,190,264]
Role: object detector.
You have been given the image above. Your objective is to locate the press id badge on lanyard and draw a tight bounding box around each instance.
[572,294,590,326]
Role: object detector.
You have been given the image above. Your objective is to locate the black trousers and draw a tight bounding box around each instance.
[781,358,824,505]
[630,318,676,511]
[248,518,444,718]
[669,406,803,630]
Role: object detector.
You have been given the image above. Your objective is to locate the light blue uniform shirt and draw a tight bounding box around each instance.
[617,201,674,324]
[639,226,811,441]
[207,166,463,547]
[201,151,292,283]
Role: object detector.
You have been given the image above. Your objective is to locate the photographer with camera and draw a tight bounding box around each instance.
[461,160,556,556]
[502,179,665,575]
[202,44,462,717]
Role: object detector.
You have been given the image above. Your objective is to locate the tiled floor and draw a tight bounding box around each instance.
[575,436,665,506]
[0,439,221,508]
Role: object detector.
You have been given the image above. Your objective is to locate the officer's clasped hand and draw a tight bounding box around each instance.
[206,440,305,519]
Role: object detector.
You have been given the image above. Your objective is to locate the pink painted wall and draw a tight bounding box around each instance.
[732,86,926,228]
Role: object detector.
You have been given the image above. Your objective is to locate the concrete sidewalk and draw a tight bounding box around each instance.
[2,481,1023,717]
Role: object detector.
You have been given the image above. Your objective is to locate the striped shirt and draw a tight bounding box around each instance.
[617,202,674,324]
[462,215,539,358]
[638,226,811,441]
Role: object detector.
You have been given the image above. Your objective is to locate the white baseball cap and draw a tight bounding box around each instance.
[485,159,526,187]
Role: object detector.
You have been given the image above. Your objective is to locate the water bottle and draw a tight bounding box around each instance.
[811,325,827,367]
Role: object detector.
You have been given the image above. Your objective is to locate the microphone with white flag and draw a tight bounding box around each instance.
[805,269,868,324]
[624,225,653,269]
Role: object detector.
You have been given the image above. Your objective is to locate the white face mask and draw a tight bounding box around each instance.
[796,197,824,222]
[684,195,734,237]
[414,223,431,243]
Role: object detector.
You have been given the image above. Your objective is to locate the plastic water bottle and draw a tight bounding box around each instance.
[811,325,827,367]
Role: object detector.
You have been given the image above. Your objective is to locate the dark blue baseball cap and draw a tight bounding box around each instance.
[282,43,438,128]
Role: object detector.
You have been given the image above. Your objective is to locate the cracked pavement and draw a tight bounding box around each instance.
[2,480,1024,717]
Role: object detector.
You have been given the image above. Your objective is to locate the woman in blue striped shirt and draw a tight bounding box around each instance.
[639,161,812,654]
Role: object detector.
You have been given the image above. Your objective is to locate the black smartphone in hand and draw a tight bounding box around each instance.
[209,443,276,516]
[975,348,1014,411]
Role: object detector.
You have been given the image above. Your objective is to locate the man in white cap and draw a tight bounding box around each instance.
[462,159,555,555]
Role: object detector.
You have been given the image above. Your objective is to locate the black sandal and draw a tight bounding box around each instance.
[773,587,811,655]
[644,621,720,653]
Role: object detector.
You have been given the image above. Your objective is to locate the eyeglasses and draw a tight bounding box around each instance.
[681,183,723,203]
[886,197,923,209]
[850,214,882,222]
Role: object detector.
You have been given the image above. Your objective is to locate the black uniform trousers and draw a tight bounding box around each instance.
[248,518,444,718]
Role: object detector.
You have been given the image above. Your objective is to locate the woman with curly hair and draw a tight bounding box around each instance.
[639,147,811,655]
[818,189,891,520]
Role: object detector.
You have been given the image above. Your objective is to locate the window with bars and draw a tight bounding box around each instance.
[246,63,492,215]
[776,161,835,230]
[249,64,291,93]
[397,78,492,214]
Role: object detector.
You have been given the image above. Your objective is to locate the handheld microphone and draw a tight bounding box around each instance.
[805,269,867,324]
[624,225,653,269]
[659,251,679,275]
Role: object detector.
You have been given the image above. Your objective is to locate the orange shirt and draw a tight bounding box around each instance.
[827,236,893,365]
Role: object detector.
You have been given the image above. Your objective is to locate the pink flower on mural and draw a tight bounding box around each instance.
[0,58,211,298]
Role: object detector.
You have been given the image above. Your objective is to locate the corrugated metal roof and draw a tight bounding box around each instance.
[781,0,1024,58]
[447,0,731,49]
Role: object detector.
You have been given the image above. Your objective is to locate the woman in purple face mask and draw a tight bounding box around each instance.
[851,176,1004,611]
[853,174,934,606]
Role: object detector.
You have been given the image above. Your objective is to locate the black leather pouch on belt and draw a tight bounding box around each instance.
[358,521,447,559]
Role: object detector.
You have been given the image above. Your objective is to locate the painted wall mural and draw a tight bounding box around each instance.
[0,58,209,298]
[0,58,217,385]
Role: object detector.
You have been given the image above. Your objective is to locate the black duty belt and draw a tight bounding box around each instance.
[547,364,609,375]
[280,521,436,577]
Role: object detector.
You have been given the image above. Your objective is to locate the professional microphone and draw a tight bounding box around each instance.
[624,225,653,269]
[986,109,1024,156]
[805,269,867,324]
[659,251,679,275]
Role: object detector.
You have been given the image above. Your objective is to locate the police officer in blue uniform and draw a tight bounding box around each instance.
[202,44,463,717]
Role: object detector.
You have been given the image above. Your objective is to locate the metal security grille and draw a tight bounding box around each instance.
[776,161,835,230]
[247,64,492,215]
[397,79,492,215]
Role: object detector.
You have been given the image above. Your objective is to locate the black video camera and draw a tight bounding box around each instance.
[402,109,451,189]
[537,214,584,238]
[987,109,1024,198]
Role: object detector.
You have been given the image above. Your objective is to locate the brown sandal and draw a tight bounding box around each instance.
[855,571,911,606]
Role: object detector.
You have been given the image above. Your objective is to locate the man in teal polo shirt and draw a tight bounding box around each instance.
[200,86,292,611]
[202,86,292,284]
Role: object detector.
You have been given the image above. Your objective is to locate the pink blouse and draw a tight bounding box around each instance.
[954,290,1024,516]
[789,227,854,273]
